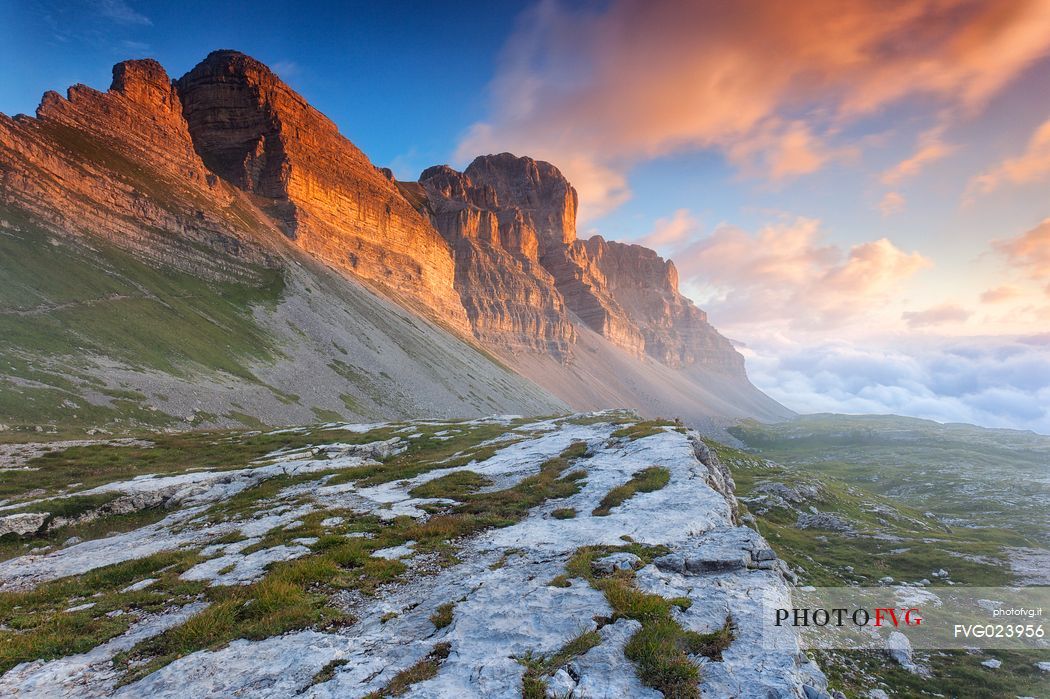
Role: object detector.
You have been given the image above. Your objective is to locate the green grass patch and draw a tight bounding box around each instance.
[611,421,673,441]
[551,507,577,520]
[520,629,601,698]
[0,550,205,673]
[119,554,354,683]
[429,602,454,629]
[311,407,344,423]
[310,658,350,686]
[592,466,670,516]
[3,425,398,502]
[408,471,491,500]
[364,642,451,697]
[0,219,287,431]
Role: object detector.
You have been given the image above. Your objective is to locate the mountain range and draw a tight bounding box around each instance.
[0,50,789,434]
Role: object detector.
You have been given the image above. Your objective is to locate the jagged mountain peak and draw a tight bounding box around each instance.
[109,58,180,115]
[464,152,579,248]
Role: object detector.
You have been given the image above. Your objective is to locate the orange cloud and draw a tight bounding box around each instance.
[725,119,856,181]
[641,209,699,248]
[671,217,930,330]
[994,218,1050,277]
[879,191,906,216]
[880,129,956,184]
[459,0,1050,219]
[980,285,1023,304]
[969,119,1050,196]
[902,303,972,328]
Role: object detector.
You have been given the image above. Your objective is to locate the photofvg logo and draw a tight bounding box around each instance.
[774,606,923,629]
[759,586,1049,651]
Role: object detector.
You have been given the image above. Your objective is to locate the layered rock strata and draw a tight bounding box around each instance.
[0,58,276,281]
[417,164,575,355]
[175,51,468,329]
[417,153,744,376]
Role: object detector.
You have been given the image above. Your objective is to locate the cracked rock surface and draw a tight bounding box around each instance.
[0,415,826,697]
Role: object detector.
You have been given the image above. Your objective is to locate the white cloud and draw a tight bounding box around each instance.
[901,303,971,328]
[96,0,151,26]
[671,217,930,330]
[993,218,1050,278]
[880,127,955,184]
[968,118,1050,197]
[980,285,1023,304]
[271,61,300,78]
[743,334,1050,434]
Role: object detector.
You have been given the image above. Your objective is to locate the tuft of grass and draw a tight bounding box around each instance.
[429,602,454,630]
[409,471,491,500]
[559,544,727,698]
[611,421,672,441]
[686,619,733,661]
[520,629,602,697]
[551,507,577,520]
[592,466,670,516]
[365,642,451,697]
[623,618,701,696]
[310,658,349,686]
[560,441,590,460]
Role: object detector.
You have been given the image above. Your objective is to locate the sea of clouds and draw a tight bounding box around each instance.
[741,334,1050,435]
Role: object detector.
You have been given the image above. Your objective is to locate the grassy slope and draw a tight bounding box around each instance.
[0,211,565,437]
[730,413,1050,541]
[717,414,1049,698]
[0,217,284,432]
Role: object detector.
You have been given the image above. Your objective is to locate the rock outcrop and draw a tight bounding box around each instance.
[417,153,745,376]
[175,51,468,329]
[417,164,575,355]
[0,415,828,697]
[0,58,277,281]
[582,236,745,375]
[460,154,647,357]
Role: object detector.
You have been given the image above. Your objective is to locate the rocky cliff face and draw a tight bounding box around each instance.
[175,51,468,330]
[418,164,576,356]
[583,237,746,375]
[459,154,648,357]
[0,58,277,281]
[417,154,745,377]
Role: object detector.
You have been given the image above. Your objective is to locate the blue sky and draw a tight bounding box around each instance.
[0,0,518,173]
[3,0,1050,432]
